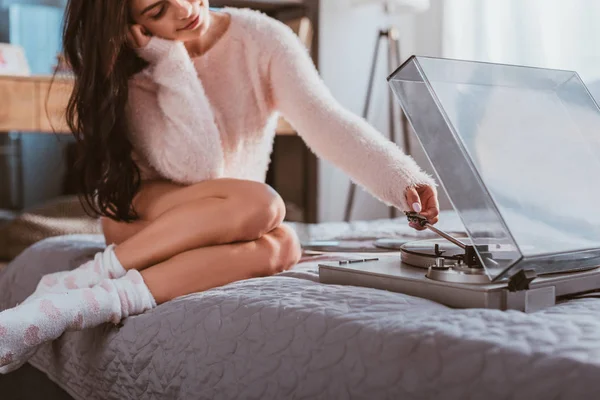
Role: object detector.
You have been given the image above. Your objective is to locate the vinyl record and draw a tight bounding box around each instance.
[373,238,409,250]
[301,240,395,253]
[400,238,468,268]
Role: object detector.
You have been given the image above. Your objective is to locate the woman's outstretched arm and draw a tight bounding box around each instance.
[265,18,437,213]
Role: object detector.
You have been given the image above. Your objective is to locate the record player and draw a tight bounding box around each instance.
[318,56,600,312]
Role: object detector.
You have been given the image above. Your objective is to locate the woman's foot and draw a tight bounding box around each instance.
[31,245,127,299]
[0,270,156,374]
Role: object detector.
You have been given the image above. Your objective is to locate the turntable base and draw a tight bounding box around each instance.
[319,213,600,312]
[399,238,492,284]
[318,256,600,312]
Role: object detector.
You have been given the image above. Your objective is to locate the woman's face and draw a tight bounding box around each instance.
[129,0,210,40]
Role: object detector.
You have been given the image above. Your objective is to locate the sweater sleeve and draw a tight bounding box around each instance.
[126,37,224,184]
[266,20,436,211]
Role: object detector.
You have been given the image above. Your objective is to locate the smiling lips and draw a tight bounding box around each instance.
[180,14,200,31]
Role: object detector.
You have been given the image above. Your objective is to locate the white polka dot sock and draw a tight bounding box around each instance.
[31,245,127,298]
[0,269,156,374]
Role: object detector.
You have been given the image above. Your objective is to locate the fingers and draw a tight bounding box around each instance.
[424,215,439,225]
[406,185,440,230]
[409,222,427,231]
[128,24,151,49]
[405,187,422,213]
[406,187,425,230]
[131,25,145,47]
[126,30,137,49]
[418,186,440,224]
[420,206,439,222]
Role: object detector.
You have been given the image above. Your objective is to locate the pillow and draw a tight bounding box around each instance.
[0,196,102,261]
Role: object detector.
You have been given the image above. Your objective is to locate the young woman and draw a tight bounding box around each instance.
[0,0,439,373]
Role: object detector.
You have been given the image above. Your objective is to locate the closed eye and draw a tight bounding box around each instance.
[150,4,167,20]
[140,1,168,19]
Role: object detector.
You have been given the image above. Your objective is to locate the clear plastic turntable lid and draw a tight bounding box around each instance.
[388,56,600,281]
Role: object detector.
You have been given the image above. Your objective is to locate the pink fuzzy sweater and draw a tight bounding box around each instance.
[126,8,435,211]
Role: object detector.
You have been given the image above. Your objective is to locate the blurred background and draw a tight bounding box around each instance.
[1,0,599,231]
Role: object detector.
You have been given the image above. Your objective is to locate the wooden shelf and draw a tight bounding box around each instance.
[0,75,296,135]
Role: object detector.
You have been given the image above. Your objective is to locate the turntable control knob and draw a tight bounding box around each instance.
[432,257,449,270]
[436,258,444,268]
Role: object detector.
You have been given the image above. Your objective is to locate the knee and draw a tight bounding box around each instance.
[101,217,119,245]
[261,224,302,275]
[233,182,286,242]
[101,217,149,246]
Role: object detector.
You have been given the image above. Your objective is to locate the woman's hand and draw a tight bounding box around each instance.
[127,24,152,49]
[405,185,439,230]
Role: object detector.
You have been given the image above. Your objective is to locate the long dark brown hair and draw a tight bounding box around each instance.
[60,0,148,222]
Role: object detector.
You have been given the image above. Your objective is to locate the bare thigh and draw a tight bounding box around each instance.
[143,224,302,304]
[132,178,282,221]
[102,178,284,246]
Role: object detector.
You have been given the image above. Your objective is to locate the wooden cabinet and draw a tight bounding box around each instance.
[0,76,72,133]
[37,79,71,133]
[0,78,36,131]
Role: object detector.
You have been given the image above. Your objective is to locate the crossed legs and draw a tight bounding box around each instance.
[102,178,302,304]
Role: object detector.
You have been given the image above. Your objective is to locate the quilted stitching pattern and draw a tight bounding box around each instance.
[2,235,600,399]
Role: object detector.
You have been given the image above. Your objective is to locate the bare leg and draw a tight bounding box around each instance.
[101,218,150,247]
[32,179,289,297]
[7,181,298,371]
[0,224,300,373]
[142,224,301,304]
[107,179,285,271]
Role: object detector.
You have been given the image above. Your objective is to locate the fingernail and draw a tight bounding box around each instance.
[412,203,421,213]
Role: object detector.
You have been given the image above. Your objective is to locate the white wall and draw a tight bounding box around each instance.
[317,0,447,222]
[442,0,600,85]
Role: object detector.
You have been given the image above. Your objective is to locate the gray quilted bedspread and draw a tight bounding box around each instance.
[2,234,600,400]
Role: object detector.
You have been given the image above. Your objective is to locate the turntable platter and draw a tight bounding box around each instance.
[400,238,469,268]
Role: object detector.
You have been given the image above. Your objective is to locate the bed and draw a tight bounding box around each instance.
[2,215,600,400]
